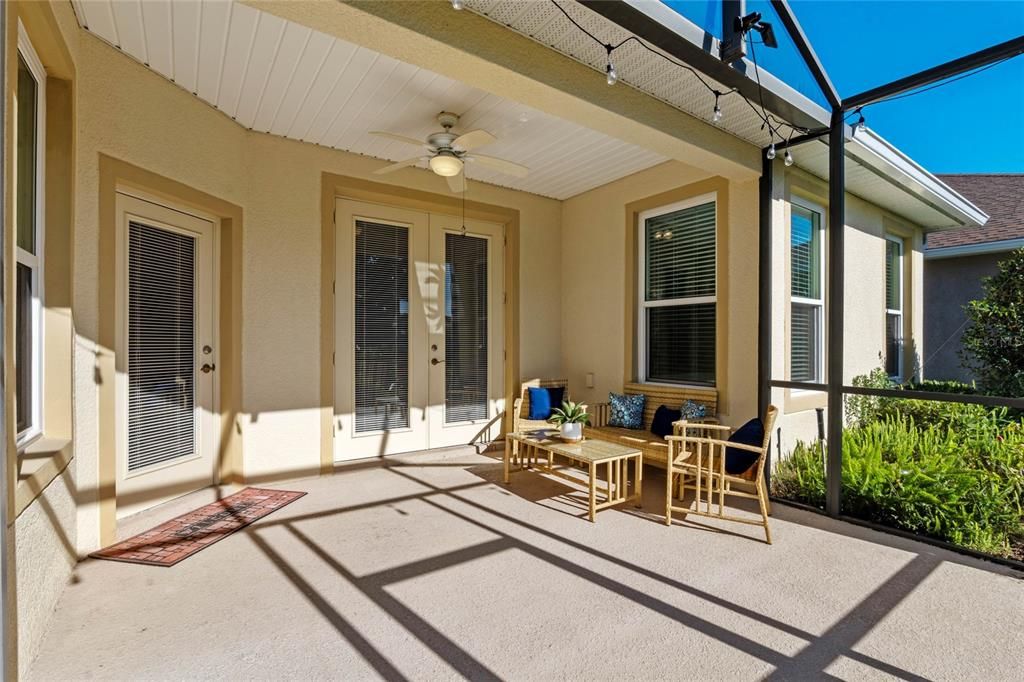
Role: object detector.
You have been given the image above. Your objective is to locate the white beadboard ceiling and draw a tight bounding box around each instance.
[69,0,668,200]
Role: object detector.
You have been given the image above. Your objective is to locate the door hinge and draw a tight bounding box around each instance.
[332,351,335,366]
[503,292,507,304]
[332,279,335,295]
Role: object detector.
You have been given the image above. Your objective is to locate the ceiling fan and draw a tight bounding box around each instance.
[370,111,529,193]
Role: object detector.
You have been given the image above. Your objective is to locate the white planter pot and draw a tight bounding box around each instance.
[560,422,583,442]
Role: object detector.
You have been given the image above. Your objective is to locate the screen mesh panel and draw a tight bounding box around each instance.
[445,233,489,423]
[354,220,410,432]
[128,222,197,471]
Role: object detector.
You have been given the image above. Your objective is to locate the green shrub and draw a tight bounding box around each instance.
[960,248,1024,398]
[846,369,991,431]
[773,412,1024,558]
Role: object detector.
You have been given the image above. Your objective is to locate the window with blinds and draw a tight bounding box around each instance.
[790,202,824,383]
[885,237,904,377]
[128,222,197,471]
[354,220,410,433]
[15,41,45,444]
[640,198,716,386]
[445,233,489,423]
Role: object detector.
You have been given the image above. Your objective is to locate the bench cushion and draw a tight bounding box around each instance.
[586,425,670,466]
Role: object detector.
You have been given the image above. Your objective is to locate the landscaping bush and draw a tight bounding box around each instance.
[777,376,1024,559]
[960,248,1024,398]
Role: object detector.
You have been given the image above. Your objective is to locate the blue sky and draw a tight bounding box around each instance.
[661,1,1024,173]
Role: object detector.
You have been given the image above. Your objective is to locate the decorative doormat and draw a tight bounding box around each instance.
[90,487,307,567]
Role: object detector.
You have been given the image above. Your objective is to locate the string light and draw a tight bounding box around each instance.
[605,45,618,85]
[766,143,776,160]
[454,0,811,157]
[855,109,866,134]
[712,91,723,122]
[784,149,794,166]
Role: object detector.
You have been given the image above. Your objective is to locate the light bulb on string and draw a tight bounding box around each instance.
[766,143,776,160]
[855,111,866,134]
[711,92,723,123]
[450,0,465,9]
[605,45,618,85]
[784,149,794,167]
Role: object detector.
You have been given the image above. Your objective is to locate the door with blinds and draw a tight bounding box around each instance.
[334,199,504,461]
[115,194,218,518]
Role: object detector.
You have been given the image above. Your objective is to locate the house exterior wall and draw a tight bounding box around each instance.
[560,159,926,457]
[923,252,1000,383]
[7,1,563,671]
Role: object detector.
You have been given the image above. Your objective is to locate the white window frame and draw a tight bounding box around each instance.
[885,234,905,380]
[15,21,46,449]
[789,196,826,387]
[636,192,717,387]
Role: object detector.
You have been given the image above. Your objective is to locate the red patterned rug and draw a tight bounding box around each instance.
[90,487,306,567]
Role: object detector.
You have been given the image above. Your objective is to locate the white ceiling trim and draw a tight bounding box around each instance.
[69,0,669,200]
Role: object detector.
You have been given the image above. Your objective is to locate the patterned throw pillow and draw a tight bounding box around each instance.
[680,400,707,421]
[608,392,645,429]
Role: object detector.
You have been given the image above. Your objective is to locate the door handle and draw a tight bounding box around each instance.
[431,358,444,366]
[200,363,216,374]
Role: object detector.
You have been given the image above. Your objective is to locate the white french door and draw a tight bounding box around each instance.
[115,193,219,518]
[334,199,504,462]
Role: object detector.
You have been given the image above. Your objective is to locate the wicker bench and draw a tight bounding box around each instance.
[587,382,718,469]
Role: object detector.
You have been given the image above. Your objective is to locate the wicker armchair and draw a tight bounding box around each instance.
[665,405,779,544]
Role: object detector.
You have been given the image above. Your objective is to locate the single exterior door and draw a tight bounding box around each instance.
[334,199,504,462]
[426,213,504,448]
[115,193,219,518]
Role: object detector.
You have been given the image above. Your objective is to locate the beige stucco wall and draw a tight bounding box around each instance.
[770,165,926,455]
[64,16,561,547]
[560,161,760,426]
[14,468,76,677]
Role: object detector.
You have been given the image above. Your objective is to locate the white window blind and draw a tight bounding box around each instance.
[128,222,197,471]
[354,220,410,433]
[445,233,489,423]
[885,237,904,378]
[640,198,716,386]
[790,202,824,383]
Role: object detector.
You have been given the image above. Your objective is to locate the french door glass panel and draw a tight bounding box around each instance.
[354,220,410,433]
[444,233,488,423]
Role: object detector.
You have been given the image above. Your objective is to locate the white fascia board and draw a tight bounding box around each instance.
[847,129,989,229]
[925,237,1024,260]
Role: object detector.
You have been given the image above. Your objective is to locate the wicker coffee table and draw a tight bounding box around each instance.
[504,430,643,522]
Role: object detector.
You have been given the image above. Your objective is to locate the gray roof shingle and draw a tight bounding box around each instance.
[927,174,1024,250]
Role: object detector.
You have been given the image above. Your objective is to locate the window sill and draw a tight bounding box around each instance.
[16,436,72,518]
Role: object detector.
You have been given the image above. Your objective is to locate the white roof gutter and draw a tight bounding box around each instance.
[925,237,1024,259]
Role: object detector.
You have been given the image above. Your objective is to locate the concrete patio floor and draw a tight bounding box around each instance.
[27,446,1024,681]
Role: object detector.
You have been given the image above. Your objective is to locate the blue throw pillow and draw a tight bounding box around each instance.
[725,418,765,475]
[651,405,682,439]
[680,400,707,420]
[527,386,565,420]
[609,392,645,429]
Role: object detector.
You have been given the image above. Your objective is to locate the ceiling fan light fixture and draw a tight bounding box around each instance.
[429,153,464,177]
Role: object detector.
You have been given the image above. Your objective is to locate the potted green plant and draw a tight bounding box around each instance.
[549,400,590,443]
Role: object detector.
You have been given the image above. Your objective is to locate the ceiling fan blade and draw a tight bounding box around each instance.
[447,171,467,194]
[373,157,424,175]
[451,129,496,152]
[467,154,529,178]
[369,131,430,148]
